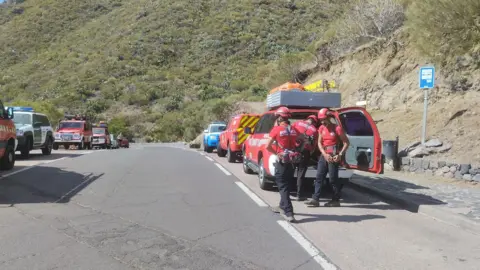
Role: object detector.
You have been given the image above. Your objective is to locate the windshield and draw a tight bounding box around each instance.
[93,128,106,135]
[13,113,31,125]
[59,121,83,129]
[209,125,226,133]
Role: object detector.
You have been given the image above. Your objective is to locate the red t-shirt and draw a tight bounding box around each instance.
[292,120,318,151]
[269,123,298,154]
[318,125,344,154]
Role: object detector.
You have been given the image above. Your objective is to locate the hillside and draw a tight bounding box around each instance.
[0,0,349,140]
[1,0,479,163]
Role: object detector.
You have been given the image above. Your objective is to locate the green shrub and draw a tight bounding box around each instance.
[405,0,480,64]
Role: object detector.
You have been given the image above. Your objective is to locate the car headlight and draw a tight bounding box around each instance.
[73,134,81,140]
[16,129,24,136]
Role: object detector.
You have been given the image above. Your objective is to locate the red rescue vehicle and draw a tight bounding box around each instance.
[0,103,16,170]
[217,113,260,163]
[53,114,93,150]
[91,121,112,149]
[242,84,383,190]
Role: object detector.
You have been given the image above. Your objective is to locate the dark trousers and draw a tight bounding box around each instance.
[296,150,311,196]
[312,155,343,201]
[274,162,295,216]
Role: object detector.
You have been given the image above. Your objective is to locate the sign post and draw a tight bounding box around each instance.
[419,66,435,145]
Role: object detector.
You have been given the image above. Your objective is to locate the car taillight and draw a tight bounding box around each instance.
[232,132,238,142]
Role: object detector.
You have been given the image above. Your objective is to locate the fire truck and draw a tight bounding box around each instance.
[53,114,93,150]
[242,84,383,190]
[0,102,16,170]
[91,121,112,149]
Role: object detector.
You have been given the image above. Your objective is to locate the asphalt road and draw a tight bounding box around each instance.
[0,145,322,270]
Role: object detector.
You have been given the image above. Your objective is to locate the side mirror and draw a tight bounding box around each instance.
[203,129,208,133]
[6,107,14,119]
[244,127,252,134]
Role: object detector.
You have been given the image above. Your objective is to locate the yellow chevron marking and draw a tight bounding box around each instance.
[236,116,259,144]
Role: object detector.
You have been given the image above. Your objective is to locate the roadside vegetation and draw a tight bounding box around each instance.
[0,0,477,141]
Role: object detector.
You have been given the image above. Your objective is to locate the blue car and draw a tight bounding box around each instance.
[203,122,226,153]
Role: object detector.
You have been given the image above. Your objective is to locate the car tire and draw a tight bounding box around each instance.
[226,146,235,163]
[20,137,31,159]
[258,157,273,190]
[217,143,226,157]
[53,143,59,150]
[41,137,53,155]
[206,146,213,153]
[242,151,254,175]
[0,144,15,171]
[78,140,84,150]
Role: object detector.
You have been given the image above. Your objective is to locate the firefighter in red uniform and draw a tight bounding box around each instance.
[305,108,350,207]
[291,115,319,201]
[266,107,300,223]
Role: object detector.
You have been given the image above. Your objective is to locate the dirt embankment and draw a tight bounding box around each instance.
[305,33,480,164]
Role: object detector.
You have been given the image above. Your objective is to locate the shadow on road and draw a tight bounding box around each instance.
[347,174,448,212]
[0,165,103,205]
[294,213,386,224]
[16,152,87,161]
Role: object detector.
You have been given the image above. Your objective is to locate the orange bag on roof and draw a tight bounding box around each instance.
[269,82,305,94]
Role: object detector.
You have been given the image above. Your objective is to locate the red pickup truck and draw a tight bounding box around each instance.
[217,113,260,163]
[242,90,383,190]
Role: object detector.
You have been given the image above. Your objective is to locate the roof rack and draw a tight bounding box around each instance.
[64,114,88,121]
[92,121,108,128]
[7,106,35,112]
[266,91,341,110]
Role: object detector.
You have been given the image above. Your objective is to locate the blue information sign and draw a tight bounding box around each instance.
[419,66,435,89]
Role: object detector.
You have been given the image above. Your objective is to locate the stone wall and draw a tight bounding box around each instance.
[386,157,480,182]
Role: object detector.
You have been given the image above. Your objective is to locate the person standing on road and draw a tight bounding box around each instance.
[291,115,319,201]
[266,106,300,223]
[305,108,350,207]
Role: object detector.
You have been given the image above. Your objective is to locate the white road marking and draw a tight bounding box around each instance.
[205,156,214,161]
[214,163,231,176]
[42,157,68,164]
[277,220,338,270]
[235,181,268,207]
[54,175,94,203]
[199,152,205,156]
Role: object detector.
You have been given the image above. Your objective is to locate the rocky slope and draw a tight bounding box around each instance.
[305,31,480,164]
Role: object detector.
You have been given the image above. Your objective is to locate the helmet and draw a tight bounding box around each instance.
[317,108,330,120]
[274,106,291,118]
[306,114,318,124]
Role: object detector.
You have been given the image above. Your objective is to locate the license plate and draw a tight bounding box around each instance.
[93,139,99,142]
[62,136,72,141]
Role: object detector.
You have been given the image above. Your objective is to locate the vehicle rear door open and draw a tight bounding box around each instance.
[334,107,383,174]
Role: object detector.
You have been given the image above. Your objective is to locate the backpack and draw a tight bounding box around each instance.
[274,125,302,164]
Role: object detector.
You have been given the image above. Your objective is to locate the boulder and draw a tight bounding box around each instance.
[436,143,452,153]
[429,160,439,169]
[459,164,471,174]
[444,172,454,178]
[473,174,480,182]
[425,138,442,148]
[449,166,457,173]
[462,174,472,181]
[441,166,450,173]
[408,146,430,157]
[454,171,463,179]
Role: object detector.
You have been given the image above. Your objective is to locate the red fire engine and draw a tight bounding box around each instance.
[53,114,93,150]
[91,121,112,149]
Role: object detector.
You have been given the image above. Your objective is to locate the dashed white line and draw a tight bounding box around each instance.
[214,163,231,176]
[235,181,268,207]
[42,157,68,164]
[277,220,338,270]
[205,156,214,161]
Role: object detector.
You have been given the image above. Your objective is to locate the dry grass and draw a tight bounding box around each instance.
[306,31,480,164]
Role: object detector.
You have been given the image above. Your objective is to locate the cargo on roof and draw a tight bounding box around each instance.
[266,82,341,110]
